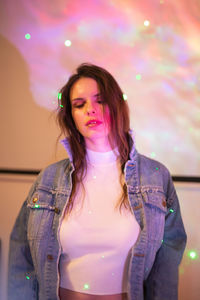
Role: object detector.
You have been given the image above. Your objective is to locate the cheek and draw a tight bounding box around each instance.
[72,111,84,128]
[103,107,111,126]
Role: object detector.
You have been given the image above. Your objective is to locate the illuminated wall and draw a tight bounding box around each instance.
[0,0,200,175]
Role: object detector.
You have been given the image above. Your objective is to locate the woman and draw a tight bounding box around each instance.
[8,63,187,300]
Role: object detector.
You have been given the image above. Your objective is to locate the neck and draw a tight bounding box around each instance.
[85,137,116,153]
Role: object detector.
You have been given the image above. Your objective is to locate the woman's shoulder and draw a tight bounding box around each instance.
[35,158,72,186]
[137,152,170,176]
[136,152,172,195]
[43,158,71,172]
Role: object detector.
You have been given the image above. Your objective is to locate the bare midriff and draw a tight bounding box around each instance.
[59,287,128,300]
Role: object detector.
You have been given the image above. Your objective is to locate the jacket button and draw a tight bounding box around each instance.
[33,197,38,203]
[47,254,54,261]
[54,207,60,214]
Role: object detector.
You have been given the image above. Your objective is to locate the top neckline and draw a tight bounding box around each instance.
[86,147,119,166]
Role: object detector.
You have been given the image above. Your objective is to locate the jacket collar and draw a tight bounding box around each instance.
[60,129,137,163]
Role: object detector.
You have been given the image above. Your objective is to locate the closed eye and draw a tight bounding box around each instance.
[74,100,104,108]
[74,103,84,108]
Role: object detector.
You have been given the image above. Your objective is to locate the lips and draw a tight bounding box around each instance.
[86,119,102,126]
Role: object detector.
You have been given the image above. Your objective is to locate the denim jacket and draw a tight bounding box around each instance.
[8,130,187,300]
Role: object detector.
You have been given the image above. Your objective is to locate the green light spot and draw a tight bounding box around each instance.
[60,104,64,108]
[123,94,128,101]
[156,167,159,170]
[173,146,179,152]
[150,152,156,158]
[136,74,142,80]
[58,93,62,100]
[188,250,198,260]
[25,33,31,40]
[83,283,90,290]
[34,204,40,208]
[101,255,105,258]
[26,276,30,280]
[170,209,174,213]
[161,239,164,243]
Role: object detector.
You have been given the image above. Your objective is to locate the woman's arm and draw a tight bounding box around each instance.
[144,172,187,300]
[7,184,39,300]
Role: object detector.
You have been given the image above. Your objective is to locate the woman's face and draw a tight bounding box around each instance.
[70,77,112,150]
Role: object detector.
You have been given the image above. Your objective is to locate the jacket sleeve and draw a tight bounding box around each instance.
[7,182,39,300]
[144,170,187,300]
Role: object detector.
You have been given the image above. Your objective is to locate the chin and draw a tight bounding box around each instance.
[84,130,108,139]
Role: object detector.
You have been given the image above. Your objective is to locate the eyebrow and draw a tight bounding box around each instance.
[72,93,101,102]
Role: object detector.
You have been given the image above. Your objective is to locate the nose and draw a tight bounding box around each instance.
[86,101,96,115]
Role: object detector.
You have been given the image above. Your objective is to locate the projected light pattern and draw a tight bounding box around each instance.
[188,250,198,260]
[83,283,90,290]
[25,33,31,39]
[64,40,72,47]
[1,0,200,175]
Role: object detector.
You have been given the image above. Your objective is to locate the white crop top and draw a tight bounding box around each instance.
[59,147,140,295]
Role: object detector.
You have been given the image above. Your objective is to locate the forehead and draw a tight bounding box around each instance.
[70,77,99,100]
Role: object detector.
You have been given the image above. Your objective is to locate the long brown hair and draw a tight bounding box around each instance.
[56,63,134,214]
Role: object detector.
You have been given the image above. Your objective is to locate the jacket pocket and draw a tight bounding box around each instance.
[142,189,167,244]
[142,189,167,278]
[142,189,167,213]
[27,189,59,240]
